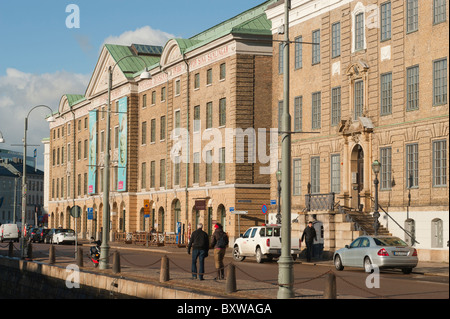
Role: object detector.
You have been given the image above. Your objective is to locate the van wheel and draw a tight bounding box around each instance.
[232,246,245,262]
[255,247,264,263]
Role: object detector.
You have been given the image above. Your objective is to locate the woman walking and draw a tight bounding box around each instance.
[211,223,228,280]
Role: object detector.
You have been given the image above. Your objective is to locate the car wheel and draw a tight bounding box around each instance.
[232,245,245,262]
[364,256,374,273]
[255,247,264,264]
[402,268,413,274]
[334,255,344,271]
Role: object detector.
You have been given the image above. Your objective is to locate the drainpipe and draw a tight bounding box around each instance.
[182,53,190,236]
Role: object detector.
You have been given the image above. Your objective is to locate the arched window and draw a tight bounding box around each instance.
[431,218,443,248]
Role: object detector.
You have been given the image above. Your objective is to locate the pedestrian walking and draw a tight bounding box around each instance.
[211,223,228,280]
[301,221,317,262]
[187,223,210,280]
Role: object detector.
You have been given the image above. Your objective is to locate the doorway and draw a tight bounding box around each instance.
[351,144,364,211]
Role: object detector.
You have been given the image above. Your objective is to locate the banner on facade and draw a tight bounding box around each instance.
[88,109,97,194]
[117,96,128,191]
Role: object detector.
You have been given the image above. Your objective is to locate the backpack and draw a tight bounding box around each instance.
[217,232,229,248]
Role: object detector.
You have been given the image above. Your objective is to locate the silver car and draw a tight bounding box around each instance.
[333,236,418,274]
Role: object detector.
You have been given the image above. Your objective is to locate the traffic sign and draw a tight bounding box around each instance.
[261,204,268,215]
[270,200,277,205]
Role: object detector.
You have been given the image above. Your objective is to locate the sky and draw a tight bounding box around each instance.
[0,0,264,170]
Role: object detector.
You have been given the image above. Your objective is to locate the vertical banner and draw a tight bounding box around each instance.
[88,110,97,194]
[117,96,128,191]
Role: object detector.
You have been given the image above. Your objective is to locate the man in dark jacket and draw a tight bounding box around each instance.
[187,223,210,280]
[301,221,317,262]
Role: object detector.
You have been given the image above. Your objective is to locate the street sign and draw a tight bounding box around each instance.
[229,207,235,212]
[231,210,248,215]
[270,200,277,205]
[70,205,81,218]
[261,204,268,215]
[87,207,93,220]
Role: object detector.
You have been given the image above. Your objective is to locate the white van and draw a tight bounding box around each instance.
[0,224,20,242]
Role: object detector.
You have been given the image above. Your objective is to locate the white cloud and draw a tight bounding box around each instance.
[102,25,175,48]
[0,68,89,169]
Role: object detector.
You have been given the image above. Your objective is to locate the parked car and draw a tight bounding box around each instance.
[26,227,40,242]
[0,224,20,242]
[37,228,50,243]
[333,235,418,274]
[233,225,301,263]
[45,228,76,245]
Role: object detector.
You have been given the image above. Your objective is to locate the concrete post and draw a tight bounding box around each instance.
[49,245,55,264]
[324,273,337,299]
[112,251,121,274]
[8,241,13,257]
[226,263,237,293]
[76,247,83,267]
[160,255,170,282]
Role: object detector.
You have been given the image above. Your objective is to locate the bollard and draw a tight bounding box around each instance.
[160,255,170,282]
[8,241,13,257]
[324,272,337,299]
[112,251,121,274]
[77,247,83,267]
[26,242,32,260]
[226,263,237,293]
[49,245,55,264]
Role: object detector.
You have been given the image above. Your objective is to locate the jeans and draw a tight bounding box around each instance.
[305,241,313,261]
[191,249,207,279]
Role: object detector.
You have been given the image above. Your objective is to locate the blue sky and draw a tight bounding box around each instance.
[0,0,264,168]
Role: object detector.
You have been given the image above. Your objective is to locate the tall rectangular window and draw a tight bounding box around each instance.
[311,92,321,130]
[219,98,226,126]
[206,69,212,85]
[174,156,180,186]
[174,110,181,136]
[193,152,200,184]
[141,162,146,189]
[293,159,301,195]
[406,65,419,111]
[161,87,166,101]
[150,161,155,188]
[160,159,165,188]
[220,63,226,80]
[142,94,147,108]
[310,157,320,194]
[406,0,418,33]
[380,72,392,115]
[331,87,341,126]
[206,150,212,183]
[433,58,447,106]
[434,0,447,24]
[354,80,364,120]
[406,143,419,188]
[355,13,365,51]
[294,36,302,69]
[380,2,391,41]
[193,105,200,132]
[294,96,302,132]
[219,147,225,181]
[331,154,340,193]
[331,22,340,58]
[312,29,321,65]
[433,140,447,187]
[206,102,213,129]
[160,116,166,140]
[380,147,392,190]
[151,119,156,143]
[141,121,147,145]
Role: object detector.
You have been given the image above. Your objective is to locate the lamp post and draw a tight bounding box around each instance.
[276,170,282,224]
[372,160,381,236]
[0,130,5,143]
[21,105,55,259]
[99,55,151,270]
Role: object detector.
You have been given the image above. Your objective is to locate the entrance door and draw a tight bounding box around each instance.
[351,144,364,211]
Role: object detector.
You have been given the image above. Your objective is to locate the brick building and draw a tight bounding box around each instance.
[47,1,275,242]
[266,0,448,261]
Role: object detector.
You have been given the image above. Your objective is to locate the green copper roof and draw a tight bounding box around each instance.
[65,94,85,107]
[105,44,161,76]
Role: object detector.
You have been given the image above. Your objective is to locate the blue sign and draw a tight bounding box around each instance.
[261,204,268,215]
[270,200,277,205]
[87,207,93,220]
[229,207,235,212]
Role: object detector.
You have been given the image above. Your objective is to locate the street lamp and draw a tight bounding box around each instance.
[276,170,282,224]
[0,130,5,143]
[99,55,151,270]
[372,160,381,236]
[21,105,55,259]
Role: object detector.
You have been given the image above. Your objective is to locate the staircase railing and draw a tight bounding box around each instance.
[335,203,369,235]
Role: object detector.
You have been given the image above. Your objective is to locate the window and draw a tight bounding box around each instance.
[331,22,340,58]
[219,147,225,181]
[159,116,165,141]
[312,29,320,64]
[206,69,212,85]
[311,92,321,130]
[380,2,391,41]
[142,94,147,108]
[175,80,181,96]
[100,131,105,153]
[294,36,303,69]
[355,12,365,51]
[294,96,302,132]
[310,157,320,194]
[150,161,155,188]
[174,110,181,136]
[433,58,447,106]
[220,63,226,80]
[354,80,364,120]
[141,121,147,145]
[151,119,156,143]
[194,73,200,89]
[293,159,301,195]
[77,174,81,196]
[84,139,88,159]
[77,141,81,160]
[433,139,447,187]
[174,156,180,186]
[206,150,212,183]
[331,87,341,126]
[206,102,213,129]
[380,147,392,190]
[406,143,418,188]
[151,91,156,105]
[406,0,418,33]
[141,162,146,189]
[331,154,340,193]
[434,0,447,24]
[380,72,392,115]
[193,152,200,184]
[278,42,284,74]
[194,106,200,132]
[160,159,165,188]
[406,65,419,111]
[219,98,226,126]
[161,87,166,101]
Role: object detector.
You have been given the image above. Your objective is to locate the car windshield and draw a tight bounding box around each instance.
[55,229,75,235]
[374,237,408,247]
